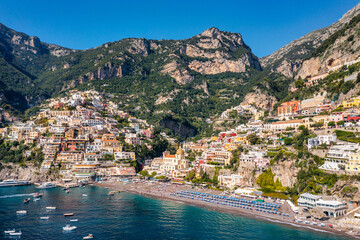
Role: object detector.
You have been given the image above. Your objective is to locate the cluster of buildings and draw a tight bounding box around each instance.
[0,90,158,180]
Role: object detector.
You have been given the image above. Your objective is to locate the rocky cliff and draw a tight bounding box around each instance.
[260,3,360,77]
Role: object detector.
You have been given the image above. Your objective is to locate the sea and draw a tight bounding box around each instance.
[0,185,353,240]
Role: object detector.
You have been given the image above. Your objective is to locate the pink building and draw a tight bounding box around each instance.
[330,112,344,123]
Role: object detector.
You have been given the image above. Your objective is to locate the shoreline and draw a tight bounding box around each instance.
[95,182,360,240]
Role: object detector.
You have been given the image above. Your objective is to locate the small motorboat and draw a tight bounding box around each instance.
[40,216,49,220]
[24,198,30,203]
[46,206,56,210]
[33,192,43,198]
[9,231,22,236]
[16,210,27,214]
[64,213,74,217]
[34,198,40,202]
[70,219,78,222]
[82,194,88,197]
[83,234,94,239]
[63,225,77,231]
[4,229,15,234]
[108,191,115,196]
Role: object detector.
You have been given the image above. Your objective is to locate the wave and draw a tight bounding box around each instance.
[0,193,35,199]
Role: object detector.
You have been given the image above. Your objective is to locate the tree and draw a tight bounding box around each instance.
[139,170,149,177]
[284,137,293,145]
[247,133,259,145]
[295,78,305,89]
[185,171,196,181]
[337,121,345,126]
[328,121,335,127]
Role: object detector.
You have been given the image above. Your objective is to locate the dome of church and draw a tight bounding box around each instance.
[176,148,184,155]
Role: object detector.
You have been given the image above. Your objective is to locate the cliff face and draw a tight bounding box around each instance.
[241,88,278,109]
[260,3,360,77]
[296,19,360,79]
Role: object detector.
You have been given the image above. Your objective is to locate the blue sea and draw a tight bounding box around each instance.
[0,185,352,240]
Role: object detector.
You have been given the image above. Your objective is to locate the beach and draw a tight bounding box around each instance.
[96,181,360,239]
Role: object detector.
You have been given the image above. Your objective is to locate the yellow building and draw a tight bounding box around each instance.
[346,154,360,173]
[211,136,218,142]
[342,96,360,108]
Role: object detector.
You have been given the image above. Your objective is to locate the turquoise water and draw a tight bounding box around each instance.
[0,185,351,240]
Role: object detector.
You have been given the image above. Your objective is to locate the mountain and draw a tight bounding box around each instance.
[260,3,360,77]
[0,23,74,112]
[0,24,290,136]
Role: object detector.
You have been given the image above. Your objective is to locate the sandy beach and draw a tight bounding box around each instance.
[95,181,360,239]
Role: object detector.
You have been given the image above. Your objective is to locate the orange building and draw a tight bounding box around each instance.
[278,101,300,116]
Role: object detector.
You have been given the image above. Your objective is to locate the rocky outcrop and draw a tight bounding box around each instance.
[0,163,49,182]
[78,62,128,83]
[161,61,194,85]
[188,53,261,74]
[128,38,150,56]
[296,20,360,79]
[261,3,360,77]
[180,44,229,59]
[241,88,278,109]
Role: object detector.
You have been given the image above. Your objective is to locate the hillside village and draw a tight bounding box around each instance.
[0,60,360,229]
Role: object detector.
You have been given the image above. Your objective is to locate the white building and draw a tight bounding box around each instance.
[297,193,346,218]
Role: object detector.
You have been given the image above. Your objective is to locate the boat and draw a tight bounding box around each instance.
[4,229,15,234]
[0,179,31,187]
[70,219,78,222]
[83,234,94,239]
[24,198,30,203]
[305,221,310,224]
[64,213,74,217]
[320,223,326,227]
[9,231,22,236]
[63,225,77,231]
[66,190,70,193]
[82,194,88,197]
[34,198,40,202]
[33,192,43,198]
[108,191,116,196]
[312,222,317,226]
[16,210,27,214]
[46,206,56,210]
[40,216,49,220]
[36,182,56,189]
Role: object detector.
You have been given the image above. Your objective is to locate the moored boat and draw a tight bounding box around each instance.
[24,198,30,203]
[66,189,70,193]
[83,234,94,239]
[70,219,78,222]
[64,213,74,217]
[4,229,15,234]
[9,231,22,236]
[40,216,49,220]
[46,206,56,210]
[82,194,88,197]
[63,225,77,231]
[16,210,27,214]
[34,198,40,202]
[0,179,31,187]
[37,182,56,189]
[108,191,116,196]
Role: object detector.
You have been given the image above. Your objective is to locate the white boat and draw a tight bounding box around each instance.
[34,198,40,202]
[4,229,15,234]
[82,194,88,197]
[9,231,22,236]
[83,234,94,239]
[37,182,56,189]
[16,210,27,214]
[0,179,31,187]
[46,206,56,210]
[40,216,49,220]
[63,225,77,231]
[70,219,78,222]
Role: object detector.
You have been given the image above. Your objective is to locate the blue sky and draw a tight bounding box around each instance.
[0,0,358,57]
